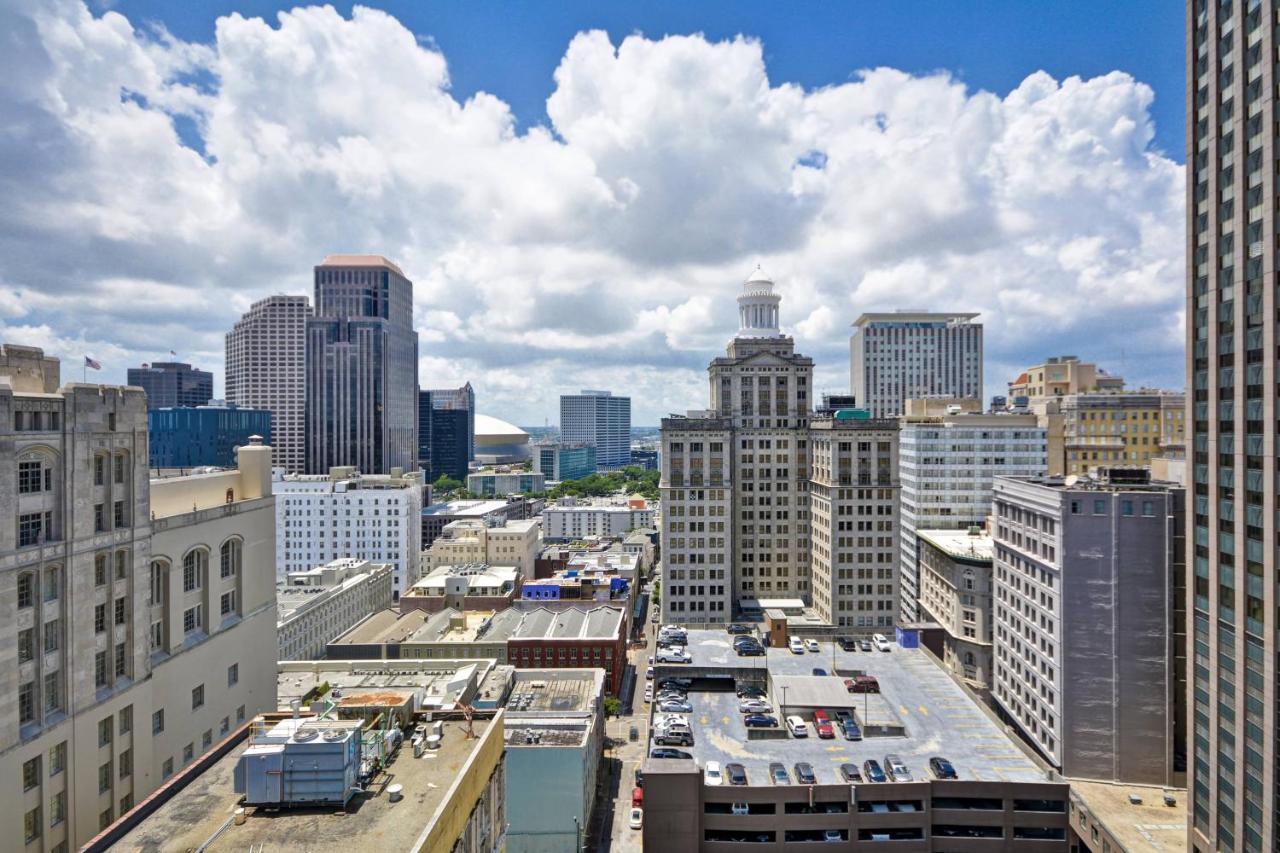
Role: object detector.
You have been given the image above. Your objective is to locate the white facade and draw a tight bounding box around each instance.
[541,499,654,542]
[850,311,983,418]
[421,518,541,578]
[274,467,424,595]
[559,391,631,469]
[224,295,311,474]
[898,411,1045,623]
[277,559,395,661]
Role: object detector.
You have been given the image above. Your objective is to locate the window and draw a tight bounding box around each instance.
[183,550,205,592]
[43,672,61,713]
[227,663,239,687]
[98,716,112,747]
[115,642,127,678]
[150,560,165,605]
[115,597,127,625]
[98,760,111,793]
[94,455,105,486]
[24,806,40,843]
[182,743,194,764]
[115,550,128,580]
[43,619,59,653]
[95,603,106,634]
[118,748,132,779]
[18,460,46,494]
[220,590,237,616]
[50,791,65,827]
[95,651,108,687]
[17,572,34,608]
[96,554,108,586]
[119,706,132,735]
[49,742,65,776]
[183,605,202,634]
[18,627,33,662]
[1142,500,1155,517]
[113,453,125,484]
[1069,500,1081,514]
[220,539,241,578]
[202,729,213,749]
[19,512,45,546]
[162,758,173,779]
[43,566,58,602]
[1121,500,1134,516]
[98,807,112,831]
[152,709,165,735]
[94,504,106,533]
[192,684,205,710]
[23,756,40,791]
[236,705,246,723]
[113,500,125,529]
[19,681,35,723]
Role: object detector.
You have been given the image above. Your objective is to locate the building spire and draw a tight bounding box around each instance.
[737,265,782,338]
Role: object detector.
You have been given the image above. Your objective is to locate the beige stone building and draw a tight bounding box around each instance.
[916,527,994,695]
[420,517,541,578]
[0,345,277,851]
[1007,355,1125,400]
[1059,392,1185,475]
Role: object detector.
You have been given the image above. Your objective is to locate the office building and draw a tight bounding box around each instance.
[629,448,659,470]
[917,527,995,694]
[533,441,597,482]
[466,469,545,497]
[808,413,901,627]
[898,402,1046,623]
[421,517,542,578]
[542,497,656,542]
[850,311,983,418]
[1059,391,1186,475]
[1007,355,1125,402]
[274,466,424,596]
[1187,6,1279,847]
[991,470,1185,787]
[0,344,277,850]
[225,294,312,474]
[641,630,1069,850]
[418,384,476,481]
[126,361,212,409]
[560,390,631,468]
[146,405,272,469]
[306,255,418,475]
[421,498,540,549]
[276,559,395,661]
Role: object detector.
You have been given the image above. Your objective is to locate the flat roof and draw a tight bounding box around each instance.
[423,500,511,517]
[656,640,1048,787]
[1070,779,1186,852]
[277,660,490,711]
[318,254,405,275]
[334,609,430,645]
[114,717,491,852]
[917,528,994,562]
[507,669,602,715]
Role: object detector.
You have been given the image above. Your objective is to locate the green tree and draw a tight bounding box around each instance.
[433,474,464,493]
[603,696,622,717]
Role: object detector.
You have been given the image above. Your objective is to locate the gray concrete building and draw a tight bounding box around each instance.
[917,527,994,695]
[1186,3,1279,848]
[991,469,1185,787]
[306,255,418,475]
[225,294,312,474]
[850,311,983,418]
[560,390,631,469]
[125,362,212,409]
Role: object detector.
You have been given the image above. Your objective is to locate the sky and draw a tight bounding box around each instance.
[1,1,1186,425]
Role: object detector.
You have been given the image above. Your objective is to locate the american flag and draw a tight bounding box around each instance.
[84,356,101,370]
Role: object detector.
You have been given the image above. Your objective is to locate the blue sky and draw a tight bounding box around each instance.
[112,0,1187,160]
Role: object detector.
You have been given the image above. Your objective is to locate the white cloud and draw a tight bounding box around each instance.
[0,3,1185,424]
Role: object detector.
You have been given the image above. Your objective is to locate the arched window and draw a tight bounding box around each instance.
[17,572,35,608]
[220,539,242,578]
[43,566,59,602]
[182,549,207,593]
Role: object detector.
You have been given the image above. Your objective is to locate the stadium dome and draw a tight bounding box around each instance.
[474,414,531,463]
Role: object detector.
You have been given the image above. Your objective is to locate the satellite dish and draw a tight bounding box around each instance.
[1063,475,1079,487]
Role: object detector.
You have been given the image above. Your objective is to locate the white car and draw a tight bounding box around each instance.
[786,715,809,738]
[872,633,892,652]
[704,760,723,786]
[629,807,643,830]
[659,700,693,713]
[788,637,805,654]
[738,699,772,714]
[657,647,691,663]
[804,638,820,652]
[643,687,653,703]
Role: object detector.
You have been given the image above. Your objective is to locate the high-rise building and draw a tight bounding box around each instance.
[850,311,983,418]
[147,405,273,469]
[660,267,813,623]
[533,440,597,481]
[430,382,475,461]
[225,294,312,474]
[0,345,278,850]
[306,255,418,475]
[418,385,475,482]
[991,469,1185,787]
[560,390,631,469]
[1187,2,1277,847]
[898,400,1046,623]
[126,361,213,409]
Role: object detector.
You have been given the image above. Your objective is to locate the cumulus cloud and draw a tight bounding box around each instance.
[0,2,1184,423]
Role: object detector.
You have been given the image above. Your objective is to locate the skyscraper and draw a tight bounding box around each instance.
[417,385,475,482]
[561,390,631,468]
[305,255,418,475]
[126,362,213,409]
[850,311,983,418]
[225,294,312,473]
[1187,2,1276,848]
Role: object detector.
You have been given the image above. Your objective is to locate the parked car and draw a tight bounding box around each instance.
[649,747,693,759]
[837,636,859,651]
[738,699,772,714]
[643,687,653,703]
[794,762,817,784]
[788,637,805,654]
[743,714,778,728]
[859,639,873,652]
[647,655,655,667]
[736,644,765,657]
[844,675,880,694]
[705,760,723,786]
[804,638,820,652]
[929,756,958,780]
[644,668,654,680]
[824,830,843,842]
[726,623,751,635]
[653,731,693,746]
[658,699,693,713]
[813,710,835,739]
[811,667,827,676]
[632,787,644,807]
[863,759,888,783]
[635,767,644,787]
[872,633,892,652]
[839,763,863,783]
[732,635,758,646]
[629,725,639,741]
[659,678,692,689]
[769,762,790,785]
[736,685,767,699]
[656,646,691,663]
[884,754,912,782]
[629,807,643,830]
[726,763,748,785]
[841,719,862,741]
[785,715,809,737]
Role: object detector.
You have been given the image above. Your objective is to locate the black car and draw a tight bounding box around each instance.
[658,678,692,690]
[837,636,859,651]
[811,667,827,676]
[649,747,693,759]
[794,762,817,784]
[732,634,759,646]
[736,685,767,699]
[929,756,958,779]
[635,767,644,787]
[726,624,751,635]
[743,714,778,728]
[862,759,888,783]
[736,645,765,657]
[726,763,748,785]
[839,763,863,783]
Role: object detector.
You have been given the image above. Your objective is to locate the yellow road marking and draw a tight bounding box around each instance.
[918,706,928,716]
[899,705,910,715]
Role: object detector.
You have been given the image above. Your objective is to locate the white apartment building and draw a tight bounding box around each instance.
[420,517,542,578]
[809,416,900,627]
[850,311,983,418]
[274,466,424,596]
[277,559,394,661]
[560,390,631,469]
[541,498,655,542]
[898,404,1045,623]
[0,345,277,851]
[224,295,311,474]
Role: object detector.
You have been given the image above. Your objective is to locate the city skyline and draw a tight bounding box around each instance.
[2,2,1186,425]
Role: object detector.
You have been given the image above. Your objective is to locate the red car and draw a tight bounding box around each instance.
[813,709,835,739]
[844,675,880,694]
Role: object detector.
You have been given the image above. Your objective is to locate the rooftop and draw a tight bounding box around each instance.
[423,499,512,517]
[917,528,994,562]
[1069,779,1186,852]
[506,669,603,716]
[276,659,493,711]
[654,633,1050,787]
[331,604,626,647]
[113,715,495,853]
[318,253,405,275]
[408,564,520,595]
